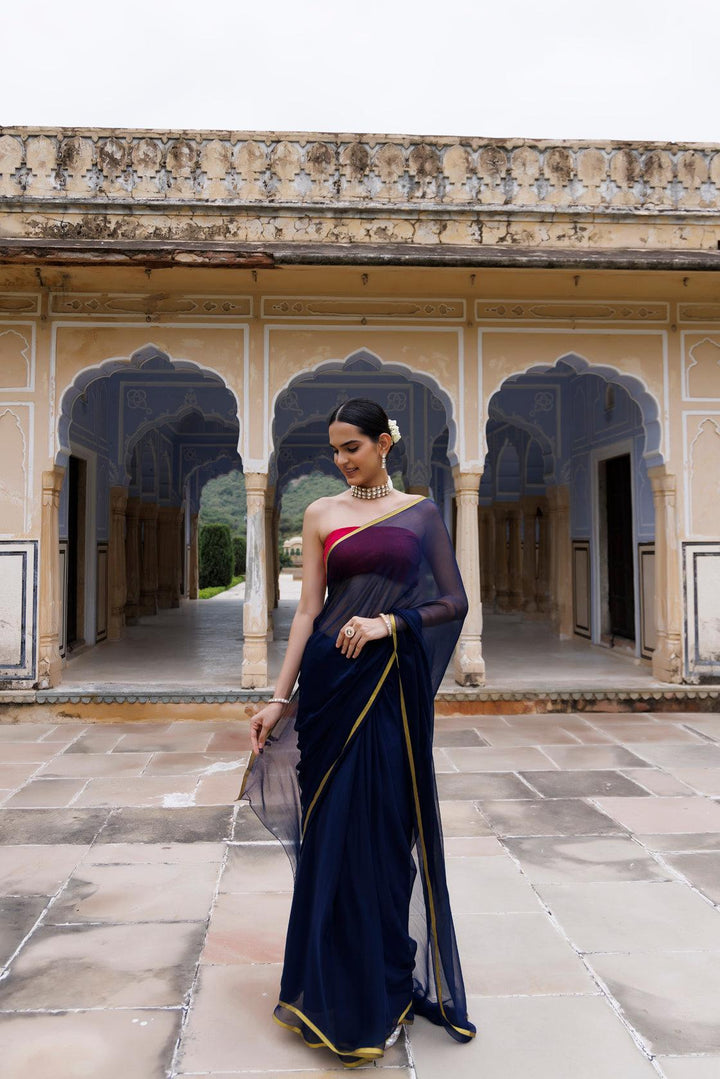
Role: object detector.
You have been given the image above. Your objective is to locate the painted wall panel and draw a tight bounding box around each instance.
[684,543,720,682]
[0,540,37,682]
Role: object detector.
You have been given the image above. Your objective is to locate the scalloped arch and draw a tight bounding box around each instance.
[270,348,458,467]
[123,406,239,484]
[486,351,664,469]
[55,344,242,470]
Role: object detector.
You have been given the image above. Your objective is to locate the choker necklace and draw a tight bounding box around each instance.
[351,475,394,500]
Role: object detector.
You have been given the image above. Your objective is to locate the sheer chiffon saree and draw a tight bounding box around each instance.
[239,497,476,1068]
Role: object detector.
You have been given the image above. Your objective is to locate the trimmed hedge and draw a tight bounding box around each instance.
[199,524,233,589]
[233,536,246,576]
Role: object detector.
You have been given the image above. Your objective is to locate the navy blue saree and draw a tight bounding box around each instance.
[239,496,476,1067]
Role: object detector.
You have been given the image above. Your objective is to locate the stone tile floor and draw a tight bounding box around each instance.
[1,711,720,1077]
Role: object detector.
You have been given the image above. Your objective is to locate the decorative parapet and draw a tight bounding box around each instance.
[1,128,719,213]
[1,129,719,256]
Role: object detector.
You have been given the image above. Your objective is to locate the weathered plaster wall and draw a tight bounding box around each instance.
[1,130,719,253]
[0,247,719,683]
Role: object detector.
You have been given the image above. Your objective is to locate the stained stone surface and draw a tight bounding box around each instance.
[0,711,719,1078]
[479,796,625,836]
[502,835,669,885]
[588,952,720,1053]
[517,769,650,798]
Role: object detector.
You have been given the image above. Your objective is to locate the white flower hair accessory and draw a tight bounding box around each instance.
[388,418,401,444]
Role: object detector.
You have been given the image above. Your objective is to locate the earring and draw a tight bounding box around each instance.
[381,453,387,470]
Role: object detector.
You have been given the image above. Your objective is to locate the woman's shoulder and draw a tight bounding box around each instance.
[408,493,441,516]
[303,491,351,520]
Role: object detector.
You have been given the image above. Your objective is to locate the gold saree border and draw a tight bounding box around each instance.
[275,998,413,1068]
[324,496,426,562]
[391,615,476,1042]
[301,647,396,839]
[238,497,426,802]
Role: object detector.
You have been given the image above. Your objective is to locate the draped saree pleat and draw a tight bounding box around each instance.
[239,497,476,1068]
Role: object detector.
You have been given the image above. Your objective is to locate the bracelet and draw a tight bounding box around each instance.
[269,696,290,705]
[379,613,392,637]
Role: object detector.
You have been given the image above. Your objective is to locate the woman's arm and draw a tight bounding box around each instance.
[250,500,327,754]
[406,501,469,628]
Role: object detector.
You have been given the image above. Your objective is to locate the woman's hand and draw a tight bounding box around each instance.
[336,615,390,659]
[250,701,286,756]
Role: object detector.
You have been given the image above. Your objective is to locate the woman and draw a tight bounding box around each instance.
[240,398,476,1068]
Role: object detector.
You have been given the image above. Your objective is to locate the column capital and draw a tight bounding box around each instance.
[647,464,677,496]
[109,486,129,515]
[452,467,482,494]
[125,496,142,518]
[244,471,268,495]
[41,465,65,507]
[42,465,65,494]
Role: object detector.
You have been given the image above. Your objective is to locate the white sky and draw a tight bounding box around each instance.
[3,0,719,142]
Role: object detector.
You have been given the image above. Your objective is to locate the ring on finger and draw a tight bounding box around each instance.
[344,626,356,638]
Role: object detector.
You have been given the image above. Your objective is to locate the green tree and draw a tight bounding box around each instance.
[199,524,234,589]
[200,471,246,535]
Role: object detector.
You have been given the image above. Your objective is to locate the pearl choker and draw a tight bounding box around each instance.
[350,476,394,499]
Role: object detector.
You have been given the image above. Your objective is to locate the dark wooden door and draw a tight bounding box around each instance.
[605,453,635,641]
[66,456,80,646]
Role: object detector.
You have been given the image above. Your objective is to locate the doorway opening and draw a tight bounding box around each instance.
[484,356,661,663]
[598,452,636,648]
[65,454,87,652]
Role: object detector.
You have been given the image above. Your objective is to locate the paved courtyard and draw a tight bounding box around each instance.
[62,576,665,694]
[1,711,720,1078]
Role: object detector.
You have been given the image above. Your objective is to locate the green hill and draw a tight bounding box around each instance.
[199,470,344,537]
[199,471,246,534]
[279,473,346,536]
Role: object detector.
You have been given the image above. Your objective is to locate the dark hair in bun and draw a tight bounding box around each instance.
[328,397,393,450]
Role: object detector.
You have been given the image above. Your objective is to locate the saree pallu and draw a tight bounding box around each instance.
[240,497,476,1068]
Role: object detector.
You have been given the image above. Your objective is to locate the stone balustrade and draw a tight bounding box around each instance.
[1,129,718,215]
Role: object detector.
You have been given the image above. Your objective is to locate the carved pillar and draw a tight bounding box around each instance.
[242,472,268,687]
[494,504,510,611]
[139,502,159,617]
[38,466,66,687]
[521,498,538,614]
[176,510,184,603]
[478,506,495,606]
[547,484,572,638]
[535,501,551,613]
[108,486,128,641]
[507,505,523,610]
[273,502,281,608]
[124,498,142,624]
[157,506,181,609]
[188,513,199,600]
[452,468,485,686]
[648,466,683,682]
[265,485,276,620]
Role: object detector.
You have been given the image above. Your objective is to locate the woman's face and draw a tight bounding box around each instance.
[328,420,385,486]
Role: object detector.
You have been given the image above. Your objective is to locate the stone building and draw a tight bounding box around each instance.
[0,128,719,701]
